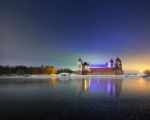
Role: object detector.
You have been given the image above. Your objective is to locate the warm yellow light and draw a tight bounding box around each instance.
[139,70,143,74]
[83,79,89,91]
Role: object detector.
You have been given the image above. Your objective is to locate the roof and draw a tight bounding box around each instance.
[89,64,108,68]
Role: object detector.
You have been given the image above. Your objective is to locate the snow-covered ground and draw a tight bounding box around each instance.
[0,74,54,79]
[0,74,141,79]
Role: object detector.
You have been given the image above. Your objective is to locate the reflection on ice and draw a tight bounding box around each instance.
[76,78,122,96]
[0,77,122,96]
[0,77,150,120]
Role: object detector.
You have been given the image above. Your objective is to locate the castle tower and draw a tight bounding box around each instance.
[115,57,123,75]
[82,62,90,75]
[109,59,114,68]
[77,58,83,74]
[115,57,122,68]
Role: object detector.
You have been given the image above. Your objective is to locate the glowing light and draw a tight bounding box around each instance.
[83,79,89,91]
[89,64,108,68]
[139,70,143,74]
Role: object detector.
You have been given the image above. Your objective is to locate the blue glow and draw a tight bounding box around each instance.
[89,64,108,68]
[88,79,121,96]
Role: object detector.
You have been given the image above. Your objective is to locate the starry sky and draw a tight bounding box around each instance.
[0,0,150,71]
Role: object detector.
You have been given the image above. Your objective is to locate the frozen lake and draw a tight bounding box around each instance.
[0,77,150,120]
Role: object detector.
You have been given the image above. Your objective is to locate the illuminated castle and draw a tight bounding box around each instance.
[77,58,90,75]
[77,57,123,75]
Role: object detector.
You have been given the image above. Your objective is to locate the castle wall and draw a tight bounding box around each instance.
[90,68,115,75]
[90,68,123,75]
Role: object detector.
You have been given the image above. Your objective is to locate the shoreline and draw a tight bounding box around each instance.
[0,74,141,79]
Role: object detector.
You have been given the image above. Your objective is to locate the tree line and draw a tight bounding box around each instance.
[0,65,75,75]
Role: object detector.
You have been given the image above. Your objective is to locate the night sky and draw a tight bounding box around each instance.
[1,0,150,71]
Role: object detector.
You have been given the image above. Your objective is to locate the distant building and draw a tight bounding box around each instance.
[77,58,90,75]
[46,66,57,74]
[77,57,123,75]
[77,58,83,74]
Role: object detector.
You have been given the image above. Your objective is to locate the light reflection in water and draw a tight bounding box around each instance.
[0,77,150,120]
[1,77,150,97]
[76,78,123,96]
[0,78,123,96]
[43,78,58,87]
